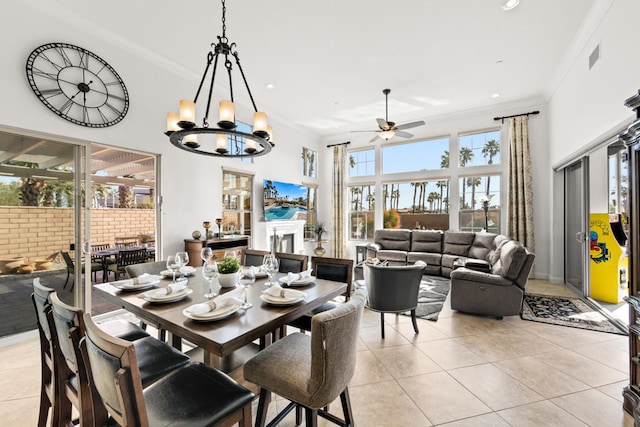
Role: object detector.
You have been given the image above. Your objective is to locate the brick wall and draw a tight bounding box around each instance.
[0,207,154,263]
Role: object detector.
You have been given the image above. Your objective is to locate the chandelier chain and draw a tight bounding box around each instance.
[221,0,227,41]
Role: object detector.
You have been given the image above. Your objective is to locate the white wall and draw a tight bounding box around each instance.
[0,2,322,259]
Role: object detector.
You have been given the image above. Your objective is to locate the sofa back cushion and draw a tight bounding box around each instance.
[492,240,527,281]
[374,229,411,251]
[488,235,509,264]
[443,231,475,256]
[468,232,496,260]
[410,230,443,253]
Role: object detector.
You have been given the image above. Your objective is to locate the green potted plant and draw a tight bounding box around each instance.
[217,255,241,287]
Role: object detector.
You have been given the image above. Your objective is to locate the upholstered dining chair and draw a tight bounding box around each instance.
[288,256,354,332]
[125,260,167,278]
[105,248,148,281]
[242,248,270,266]
[244,288,366,427]
[363,261,426,338]
[61,250,103,289]
[81,314,255,427]
[275,252,308,273]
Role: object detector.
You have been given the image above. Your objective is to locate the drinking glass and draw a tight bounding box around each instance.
[224,250,239,261]
[166,255,179,283]
[238,266,255,309]
[175,251,189,278]
[202,260,218,299]
[262,254,279,287]
[200,247,213,265]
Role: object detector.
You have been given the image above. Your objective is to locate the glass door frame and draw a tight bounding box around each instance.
[564,157,590,297]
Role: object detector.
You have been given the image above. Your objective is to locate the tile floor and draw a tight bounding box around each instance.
[0,279,634,426]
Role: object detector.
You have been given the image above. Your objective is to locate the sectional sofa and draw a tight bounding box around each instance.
[365,229,535,318]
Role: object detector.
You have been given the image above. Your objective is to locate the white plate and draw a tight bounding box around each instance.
[254,271,268,278]
[113,279,160,291]
[260,292,306,306]
[183,302,241,321]
[160,269,195,278]
[278,275,315,286]
[140,287,193,303]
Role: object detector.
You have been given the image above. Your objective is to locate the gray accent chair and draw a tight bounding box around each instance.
[363,261,426,338]
[450,240,535,319]
[125,260,166,278]
[244,288,367,427]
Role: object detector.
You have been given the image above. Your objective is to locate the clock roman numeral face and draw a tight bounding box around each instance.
[25,42,129,128]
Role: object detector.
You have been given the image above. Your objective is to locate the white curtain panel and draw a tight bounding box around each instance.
[331,145,346,258]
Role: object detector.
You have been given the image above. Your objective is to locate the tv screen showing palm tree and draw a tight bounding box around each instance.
[263,180,308,221]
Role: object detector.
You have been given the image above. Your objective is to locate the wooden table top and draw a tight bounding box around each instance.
[94,270,346,363]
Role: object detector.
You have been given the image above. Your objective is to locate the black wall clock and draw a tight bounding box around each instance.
[25,42,129,128]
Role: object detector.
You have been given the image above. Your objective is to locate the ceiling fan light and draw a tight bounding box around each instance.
[502,0,519,11]
[379,130,395,140]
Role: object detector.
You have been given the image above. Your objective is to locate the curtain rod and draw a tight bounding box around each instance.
[493,110,540,124]
[326,141,351,148]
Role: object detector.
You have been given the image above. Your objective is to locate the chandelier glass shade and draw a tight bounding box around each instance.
[165,0,273,158]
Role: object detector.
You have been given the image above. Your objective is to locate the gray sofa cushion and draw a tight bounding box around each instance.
[410,230,443,253]
[492,240,527,281]
[443,231,475,256]
[374,229,411,251]
[468,232,496,260]
[488,235,509,264]
[376,250,407,265]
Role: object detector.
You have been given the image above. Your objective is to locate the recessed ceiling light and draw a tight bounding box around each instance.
[502,0,520,11]
[491,93,501,98]
[265,83,275,89]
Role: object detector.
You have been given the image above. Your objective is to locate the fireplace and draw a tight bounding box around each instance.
[270,233,295,253]
[255,220,306,254]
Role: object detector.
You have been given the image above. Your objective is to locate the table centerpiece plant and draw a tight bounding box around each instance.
[217,255,241,288]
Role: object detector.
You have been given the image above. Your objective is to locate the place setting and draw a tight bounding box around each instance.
[138,278,192,304]
[278,269,315,287]
[260,283,307,306]
[183,294,245,322]
[111,272,161,291]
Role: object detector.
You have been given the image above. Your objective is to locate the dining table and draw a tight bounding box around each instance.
[93,268,347,372]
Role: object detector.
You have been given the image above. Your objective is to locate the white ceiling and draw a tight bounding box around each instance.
[51,0,600,138]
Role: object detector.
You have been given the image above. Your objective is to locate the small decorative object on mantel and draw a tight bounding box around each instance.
[203,221,211,240]
[216,218,223,238]
[314,223,327,256]
[192,230,202,240]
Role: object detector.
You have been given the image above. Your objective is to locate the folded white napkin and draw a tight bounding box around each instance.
[179,266,195,274]
[187,296,244,315]
[147,280,188,298]
[263,284,304,299]
[286,269,313,284]
[116,273,158,287]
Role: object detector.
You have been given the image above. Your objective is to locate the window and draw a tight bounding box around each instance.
[217,121,253,163]
[303,184,318,240]
[302,147,317,178]
[382,137,449,174]
[458,175,500,233]
[381,180,450,230]
[348,184,374,240]
[458,129,501,167]
[349,149,375,177]
[222,170,253,236]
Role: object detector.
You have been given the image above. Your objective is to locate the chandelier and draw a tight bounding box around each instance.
[165,0,273,158]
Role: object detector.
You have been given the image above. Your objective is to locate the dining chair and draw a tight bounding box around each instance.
[61,250,103,289]
[288,256,353,332]
[363,261,426,338]
[91,242,115,278]
[105,248,148,281]
[276,252,308,273]
[244,288,367,427]
[125,260,167,278]
[242,248,270,266]
[81,314,255,427]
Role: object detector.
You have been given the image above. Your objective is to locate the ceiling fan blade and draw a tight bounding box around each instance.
[395,120,425,131]
[369,134,381,143]
[395,130,413,138]
[350,130,378,133]
[376,118,389,129]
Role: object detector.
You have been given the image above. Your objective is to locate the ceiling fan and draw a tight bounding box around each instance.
[352,89,425,143]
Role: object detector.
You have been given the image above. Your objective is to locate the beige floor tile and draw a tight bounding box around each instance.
[527,280,580,298]
[350,349,393,387]
[598,380,628,403]
[350,379,432,426]
[430,314,515,338]
[0,366,40,401]
[358,323,411,349]
[551,389,635,426]
[573,340,629,373]
[535,349,627,388]
[497,400,588,427]
[453,328,561,362]
[524,322,619,348]
[437,412,511,426]
[449,363,544,410]
[494,356,591,398]
[391,319,450,343]
[416,338,488,370]
[0,397,40,427]
[397,371,491,425]
[371,344,442,379]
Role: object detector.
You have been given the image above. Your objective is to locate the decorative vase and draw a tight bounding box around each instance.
[207,230,215,239]
[313,243,326,256]
[192,230,202,240]
[0,257,25,274]
[33,259,53,271]
[217,272,239,288]
[17,263,34,274]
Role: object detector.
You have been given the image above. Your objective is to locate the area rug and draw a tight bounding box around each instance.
[521,293,627,335]
[406,275,451,321]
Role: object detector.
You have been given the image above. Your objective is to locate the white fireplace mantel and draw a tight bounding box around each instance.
[254,220,306,254]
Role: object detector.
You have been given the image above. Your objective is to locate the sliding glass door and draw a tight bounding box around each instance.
[564,158,589,296]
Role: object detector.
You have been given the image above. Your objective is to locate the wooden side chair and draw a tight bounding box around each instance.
[244,288,367,427]
[105,248,148,281]
[242,248,270,266]
[276,252,309,273]
[81,314,255,427]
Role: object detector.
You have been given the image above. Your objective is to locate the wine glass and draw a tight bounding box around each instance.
[200,247,213,265]
[202,260,218,299]
[238,266,255,309]
[175,251,189,278]
[262,254,279,287]
[166,255,179,283]
[224,250,239,261]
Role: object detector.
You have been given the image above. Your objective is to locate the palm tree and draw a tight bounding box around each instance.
[482,139,500,194]
[436,180,447,213]
[349,155,356,169]
[392,187,400,210]
[441,151,449,169]
[118,185,133,208]
[467,177,482,210]
[459,147,474,207]
[351,187,362,211]
[382,184,389,211]
[427,191,439,211]
[410,182,418,213]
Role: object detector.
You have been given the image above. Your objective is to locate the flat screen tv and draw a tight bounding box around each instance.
[263,179,308,221]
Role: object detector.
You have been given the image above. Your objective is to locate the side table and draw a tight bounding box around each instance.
[355,244,368,264]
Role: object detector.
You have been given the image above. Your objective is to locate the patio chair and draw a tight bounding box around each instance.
[105,248,148,281]
[61,251,103,289]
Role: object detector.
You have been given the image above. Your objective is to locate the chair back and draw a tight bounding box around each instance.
[81,313,149,427]
[91,244,111,261]
[32,278,54,341]
[276,252,308,273]
[126,260,166,278]
[308,288,366,408]
[61,251,75,273]
[243,249,270,267]
[116,249,148,268]
[311,256,353,300]
[364,262,426,313]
